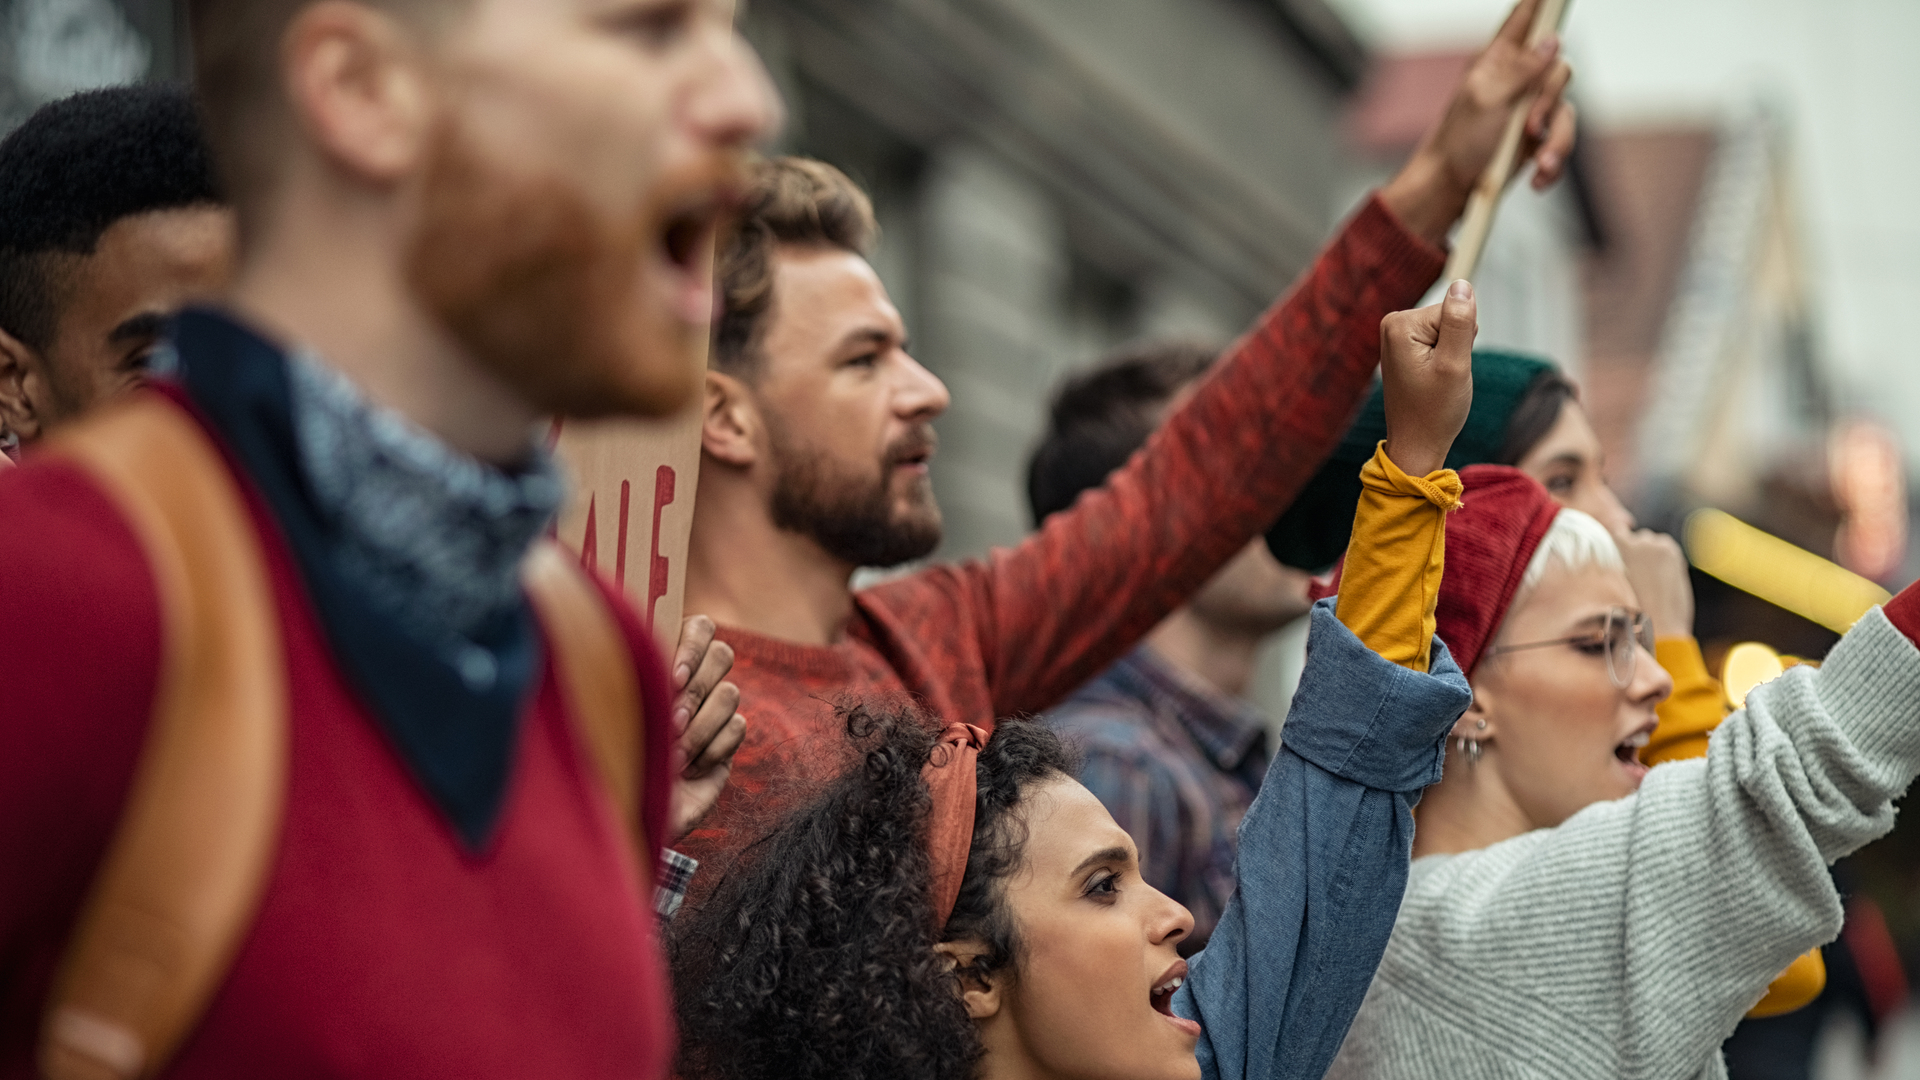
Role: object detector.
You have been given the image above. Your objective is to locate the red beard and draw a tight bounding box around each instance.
[403,117,703,420]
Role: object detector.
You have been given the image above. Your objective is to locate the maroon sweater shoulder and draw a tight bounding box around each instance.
[0,457,162,1060]
[0,408,675,1079]
[582,568,677,861]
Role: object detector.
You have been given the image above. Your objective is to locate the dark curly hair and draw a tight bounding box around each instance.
[670,706,1075,1080]
[0,85,222,352]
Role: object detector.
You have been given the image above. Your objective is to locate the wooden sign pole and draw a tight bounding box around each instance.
[552,1,737,652]
[1442,0,1574,284]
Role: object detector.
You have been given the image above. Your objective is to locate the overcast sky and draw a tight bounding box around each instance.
[1327,0,1920,457]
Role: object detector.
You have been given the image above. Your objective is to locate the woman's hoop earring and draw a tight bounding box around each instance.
[1457,736,1484,765]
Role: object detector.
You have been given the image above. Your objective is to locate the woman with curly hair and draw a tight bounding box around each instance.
[671,288,1486,1080]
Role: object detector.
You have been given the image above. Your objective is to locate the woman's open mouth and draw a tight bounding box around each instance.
[1150,959,1202,1037]
[1613,724,1653,783]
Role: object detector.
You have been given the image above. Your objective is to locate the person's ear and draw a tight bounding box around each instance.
[283,1,436,185]
[701,370,762,469]
[932,940,1003,1021]
[0,325,45,443]
[1451,687,1496,743]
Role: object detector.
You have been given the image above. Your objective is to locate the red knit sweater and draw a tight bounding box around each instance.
[686,194,1447,868]
[0,402,677,1078]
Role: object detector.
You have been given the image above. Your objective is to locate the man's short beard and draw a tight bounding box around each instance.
[403,115,698,419]
[767,420,942,570]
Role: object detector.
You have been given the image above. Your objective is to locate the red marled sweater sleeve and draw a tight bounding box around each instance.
[1882,583,1920,646]
[0,459,162,1058]
[876,195,1444,718]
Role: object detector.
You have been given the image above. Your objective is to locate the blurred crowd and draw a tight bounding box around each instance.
[0,2,1913,1080]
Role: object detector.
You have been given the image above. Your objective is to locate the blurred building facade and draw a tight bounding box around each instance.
[744,0,1378,560]
[0,0,181,130]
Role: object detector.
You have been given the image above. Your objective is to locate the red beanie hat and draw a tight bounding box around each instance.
[1309,464,1561,677]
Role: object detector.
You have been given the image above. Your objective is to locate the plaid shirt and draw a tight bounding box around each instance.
[654,849,698,921]
[1045,645,1269,949]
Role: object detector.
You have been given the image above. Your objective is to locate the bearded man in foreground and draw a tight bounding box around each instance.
[0,1,776,1077]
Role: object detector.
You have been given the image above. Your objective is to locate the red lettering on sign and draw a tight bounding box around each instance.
[646,465,676,635]
[579,495,599,573]
[615,479,633,589]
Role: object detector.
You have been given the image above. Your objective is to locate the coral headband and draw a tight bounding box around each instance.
[924,722,989,929]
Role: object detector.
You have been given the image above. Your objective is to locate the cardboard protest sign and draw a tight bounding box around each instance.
[552,403,704,652]
[551,0,735,652]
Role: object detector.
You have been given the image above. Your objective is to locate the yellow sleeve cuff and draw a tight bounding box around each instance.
[1644,637,1727,766]
[1334,443,1462,672]
[1748,950,1827,1018]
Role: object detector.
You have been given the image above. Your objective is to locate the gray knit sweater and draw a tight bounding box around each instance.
[1327,608,1920,1080]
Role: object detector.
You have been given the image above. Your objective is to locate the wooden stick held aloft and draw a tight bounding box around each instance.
[1442,0,1573,284]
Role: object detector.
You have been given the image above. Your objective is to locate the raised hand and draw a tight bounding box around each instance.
[666,613,747,840]
[1380,280,1478,478]
[1380,0,1578,245]
[1614,528,1696,640]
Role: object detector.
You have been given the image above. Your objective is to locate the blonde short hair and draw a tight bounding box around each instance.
[1519,508,1624,593]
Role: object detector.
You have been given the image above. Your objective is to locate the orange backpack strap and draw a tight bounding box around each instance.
[522,542,652,891]
[38,397,288,1080]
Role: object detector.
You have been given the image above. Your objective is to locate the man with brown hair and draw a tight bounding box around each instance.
[0,1,776,1077]
[680,0,1578,867]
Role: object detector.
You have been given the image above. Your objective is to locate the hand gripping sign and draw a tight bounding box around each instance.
[1444,0,1575,283]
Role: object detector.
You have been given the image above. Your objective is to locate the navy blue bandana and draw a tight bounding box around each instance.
[161,308,558,848]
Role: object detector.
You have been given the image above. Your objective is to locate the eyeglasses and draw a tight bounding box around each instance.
[1485,608,1654,689]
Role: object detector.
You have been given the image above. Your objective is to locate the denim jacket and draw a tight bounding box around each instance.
[1174,599,1471,1080]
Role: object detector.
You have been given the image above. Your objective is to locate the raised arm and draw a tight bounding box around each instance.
[1340,595,1920,1077]
[1174,286,1481,1080]
[880,0,1577,719]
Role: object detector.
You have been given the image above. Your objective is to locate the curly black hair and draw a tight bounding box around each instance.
[671,707,1075,1080]
[0,85,222,352]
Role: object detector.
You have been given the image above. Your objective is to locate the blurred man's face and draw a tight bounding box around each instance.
[405,0,780,420]
[0,205,236,441]
[750,244,951,568]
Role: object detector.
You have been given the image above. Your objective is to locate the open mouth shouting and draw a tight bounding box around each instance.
[1613,720,1655,785]
[1150,958,1202,1038]
[653,188,738,327]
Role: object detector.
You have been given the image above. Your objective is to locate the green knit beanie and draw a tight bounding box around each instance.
[1265,348,1558,571]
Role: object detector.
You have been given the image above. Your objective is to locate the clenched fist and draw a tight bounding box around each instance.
[1614,528,1695,640]
[1380,279,1478,478]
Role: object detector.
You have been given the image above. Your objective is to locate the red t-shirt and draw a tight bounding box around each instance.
[0,403,677,1078]
[686,194,1448,868]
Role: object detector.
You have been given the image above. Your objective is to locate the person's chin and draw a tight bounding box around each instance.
[1603,763,1646,800]
[1143,1036,1203,1080]
[559,305,705,419]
